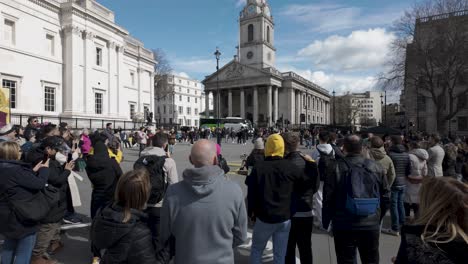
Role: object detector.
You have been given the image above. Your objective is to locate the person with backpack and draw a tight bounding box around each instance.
[86,139,123,264]
[386,135,411,236]
[91,169,157,264]
[0,141,50,264]
[138,132,178,254]
[311,131,335,229]
[323,135,389,264]
[160,140,247,264]
[283,132,320,264]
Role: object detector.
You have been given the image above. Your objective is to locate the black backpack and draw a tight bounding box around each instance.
[133,155,167,204]
[342,158,380,216]
[318,149,335,181]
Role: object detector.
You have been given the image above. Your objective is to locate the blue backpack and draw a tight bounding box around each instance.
[343,159,380,216]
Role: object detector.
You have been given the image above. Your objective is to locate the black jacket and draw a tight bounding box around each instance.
[86,142,122,202]
[395,225,468,264]
[245,152,264,170]
[0,160,49,239]
[246,157,303,224]
[388,145,411,187]
[322,154,390,231]
[91,205,157,264]
[284,151,320,213]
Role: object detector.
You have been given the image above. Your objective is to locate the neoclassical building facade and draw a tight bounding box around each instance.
[203,0,331,127]
[0,0,155,123]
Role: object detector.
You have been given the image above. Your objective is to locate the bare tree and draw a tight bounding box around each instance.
[381,0,468,133]
[334,93,363,128]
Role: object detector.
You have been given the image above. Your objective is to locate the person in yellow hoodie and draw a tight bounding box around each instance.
[246,134,305,264]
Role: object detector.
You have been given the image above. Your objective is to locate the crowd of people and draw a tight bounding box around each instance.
[0,116,467,264]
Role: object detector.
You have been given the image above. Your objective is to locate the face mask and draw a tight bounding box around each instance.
[55,152,67,165]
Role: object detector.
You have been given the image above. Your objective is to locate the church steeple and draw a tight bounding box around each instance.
[239,0,275,69]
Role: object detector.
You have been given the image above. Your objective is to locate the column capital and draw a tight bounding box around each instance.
[83,30,95,40]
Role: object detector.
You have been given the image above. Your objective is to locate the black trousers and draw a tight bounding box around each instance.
[404,203,419,218]
[286,217,314,264]
[146,207,174,263]
[333,230,380,264]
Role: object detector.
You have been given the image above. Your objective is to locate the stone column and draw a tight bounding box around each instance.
[116,45,124,114]
[253,87,258,126]
[84,30,95,114]
[273,86,278,125]
[107,41,117,116]
[137,68,142,112]
[62,25,83,114]
[205,91,210,118]
[228,89,233,117]
[267,85,272,126]
[296,90,301,124]
[289,88,295,125]
[240,88,245,119]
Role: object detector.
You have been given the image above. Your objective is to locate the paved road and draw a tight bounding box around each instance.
[2,140,400,263]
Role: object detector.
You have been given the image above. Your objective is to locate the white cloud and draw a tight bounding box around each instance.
[280,3,403,33]
[298,28,396,71]
[176,72,190,78]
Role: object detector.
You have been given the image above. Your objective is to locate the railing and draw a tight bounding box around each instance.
[10,114,146,131]
[417,9,468,23]
[281,72,330,95]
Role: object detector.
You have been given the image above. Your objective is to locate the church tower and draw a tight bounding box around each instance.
[239,0,276,69]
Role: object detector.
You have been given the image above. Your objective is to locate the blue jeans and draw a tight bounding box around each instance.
[1,233,37,264]
[390,186,406,232]
[250,219,291,264]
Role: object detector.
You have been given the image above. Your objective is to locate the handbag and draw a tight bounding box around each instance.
[8,185,60,223]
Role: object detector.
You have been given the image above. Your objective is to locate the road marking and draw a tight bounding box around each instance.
[60,223,91,230]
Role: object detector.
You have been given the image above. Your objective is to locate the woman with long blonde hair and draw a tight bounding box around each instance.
[394,177,468,263]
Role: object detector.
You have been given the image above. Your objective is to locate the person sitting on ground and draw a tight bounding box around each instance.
[160,139,247,264]
[91,170,157,264]
[0,141,50,264]
[394,177,468,264]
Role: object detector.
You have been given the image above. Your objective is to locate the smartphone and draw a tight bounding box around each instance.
[67,153,73,163]
[42,153,49,164]
[164,144,169,153]
[74,143,78,149]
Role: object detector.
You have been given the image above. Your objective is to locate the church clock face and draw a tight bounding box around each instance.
[247,51,254,59]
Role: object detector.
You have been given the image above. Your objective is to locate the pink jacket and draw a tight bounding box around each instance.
[80,134,92,154]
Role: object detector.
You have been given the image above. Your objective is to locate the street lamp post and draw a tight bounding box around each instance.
[380,93,384,126]
[214,47,221,128]
[384,90,387,125]
[332,90,336,126]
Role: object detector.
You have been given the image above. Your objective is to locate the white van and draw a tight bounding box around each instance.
[224,123,247,132]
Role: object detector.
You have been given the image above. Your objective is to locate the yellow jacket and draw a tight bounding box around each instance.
[88,147,123,164]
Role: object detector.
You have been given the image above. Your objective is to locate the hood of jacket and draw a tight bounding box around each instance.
[409,148,429,161]
[317,144,334,155]
[86,142,112,171]
[92,205,146,249]
[389,144,407,154]
[369,147,386,161]
[265,134,285,157]
[0,159,31,169]
[182,165,224,197]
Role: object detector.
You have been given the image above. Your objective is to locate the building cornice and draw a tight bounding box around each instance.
[28,0,61,13]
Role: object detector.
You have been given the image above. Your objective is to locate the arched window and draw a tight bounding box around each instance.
[248,24,254,42]
[267,26,271,43]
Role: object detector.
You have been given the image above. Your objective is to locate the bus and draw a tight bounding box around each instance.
[199,117,253,130]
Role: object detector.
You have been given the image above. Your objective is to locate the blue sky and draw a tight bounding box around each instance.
[98,0,412,97]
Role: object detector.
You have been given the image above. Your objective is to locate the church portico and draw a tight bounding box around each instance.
[203,0,330,128]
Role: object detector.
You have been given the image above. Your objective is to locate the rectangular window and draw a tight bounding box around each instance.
[95,92,103,114]
[4,19,15,45]
[195,120,199,127]
[130,104,135,119]
[187,119,191,126]
[195,97,198,103]
[179,118,183,125]
[130,72,135,86]
[187,107,191,115]
[458,117,468,131]
[2,79,16,109]
[163,105,166,114]
[195,108,198,115]
[179,95,182,101]
[178,87,181,92]
[96,47,102,66]
[187,88,190,94]
[179,106,183,113]
[46,34,55,56]
[44,86,55,112]
[417,96,426,112]
[187,96,190,103]
[169,118,173,124]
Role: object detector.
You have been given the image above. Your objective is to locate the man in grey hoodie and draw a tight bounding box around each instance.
[160,140,247,264]
[311,131,335,229]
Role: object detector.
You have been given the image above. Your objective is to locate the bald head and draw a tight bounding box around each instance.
[190,139,217,168]
[343,135,362,155]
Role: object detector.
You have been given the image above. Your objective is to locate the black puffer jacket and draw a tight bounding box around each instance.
[86,142,122,202]
[395,225,468,264]
[284,151,320,213]
[388,145,411,187]
[0,160,49,239]
[322,154,390,230]
[91,205,157,264]
[246,157,303,224]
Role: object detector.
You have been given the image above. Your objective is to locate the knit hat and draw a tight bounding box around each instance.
[254,138,264,150]
[0,124,15,136]
[265,134,284,158]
